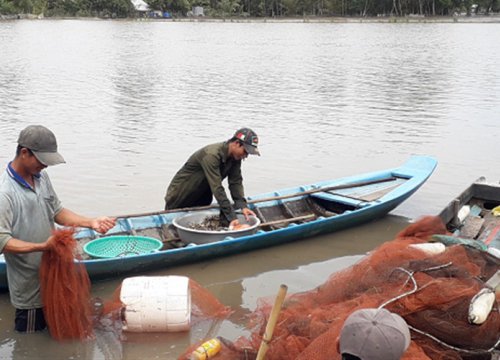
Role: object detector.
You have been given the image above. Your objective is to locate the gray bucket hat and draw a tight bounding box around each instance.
[18,125,65,166]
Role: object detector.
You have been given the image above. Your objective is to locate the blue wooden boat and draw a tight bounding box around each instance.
[0,155,437,290]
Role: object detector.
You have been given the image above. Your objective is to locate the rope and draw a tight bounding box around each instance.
[379,262,498,355]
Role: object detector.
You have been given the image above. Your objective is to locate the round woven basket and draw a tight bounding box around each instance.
[83,235,163,259]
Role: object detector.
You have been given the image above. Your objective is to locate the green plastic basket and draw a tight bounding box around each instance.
[83,235,163,259]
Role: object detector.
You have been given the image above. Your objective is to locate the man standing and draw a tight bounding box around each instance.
[0,125,116,333]
[165,128,259,230]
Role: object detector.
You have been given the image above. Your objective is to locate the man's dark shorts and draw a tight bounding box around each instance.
[15,308,47,333]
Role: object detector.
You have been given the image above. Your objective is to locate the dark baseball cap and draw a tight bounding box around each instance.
[233,128,260,156]
[339,308,411,360]
[17,125,65,166]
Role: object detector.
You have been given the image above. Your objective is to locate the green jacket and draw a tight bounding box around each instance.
[165,142,247,223]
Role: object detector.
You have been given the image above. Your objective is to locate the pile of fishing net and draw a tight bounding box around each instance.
[40,229,93,341]
[180,216,500,360]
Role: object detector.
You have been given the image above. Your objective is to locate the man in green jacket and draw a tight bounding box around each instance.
[165,128,259,230]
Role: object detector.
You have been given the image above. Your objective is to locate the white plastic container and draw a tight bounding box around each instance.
[120,276,191,332]
[409,242,446,255]
[457,205,471,223]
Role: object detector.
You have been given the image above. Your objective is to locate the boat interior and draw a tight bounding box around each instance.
[75,176,409,259]
[443,182,500,243]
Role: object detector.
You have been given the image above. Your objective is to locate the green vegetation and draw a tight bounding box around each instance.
[1,0,499,18]
[0,0,135,16]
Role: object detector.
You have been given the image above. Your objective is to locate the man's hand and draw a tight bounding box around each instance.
[90,217,116,234]
[229,219,251,231]
[241,207,256,221]
[44,235,56,251]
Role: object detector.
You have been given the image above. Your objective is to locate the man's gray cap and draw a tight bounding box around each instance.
[339,308,411,360]
[17,125,65,166]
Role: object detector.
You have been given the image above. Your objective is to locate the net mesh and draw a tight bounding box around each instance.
[179,216,500,360]
[40,228,94,341]
[190,279,233,319]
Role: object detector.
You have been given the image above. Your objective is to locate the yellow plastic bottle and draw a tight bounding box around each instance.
[190,338,222,360]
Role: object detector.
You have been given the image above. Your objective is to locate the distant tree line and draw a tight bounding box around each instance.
[186,0,500,16]
[1,0,499,18]
[0,0,135,16]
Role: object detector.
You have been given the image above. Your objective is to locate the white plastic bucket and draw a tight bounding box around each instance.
[120,276,191,332]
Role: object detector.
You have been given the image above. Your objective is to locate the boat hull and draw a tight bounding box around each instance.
[0,155,437,290]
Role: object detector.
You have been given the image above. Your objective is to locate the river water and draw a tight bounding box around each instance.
[0,20,499,359]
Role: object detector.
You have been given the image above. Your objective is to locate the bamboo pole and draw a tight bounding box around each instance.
[256,284,288,360]
[115,177,396,219]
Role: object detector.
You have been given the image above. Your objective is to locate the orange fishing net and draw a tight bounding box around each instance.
[180,216,500,360]
[190,279,232,320]
[40,228,94,341]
